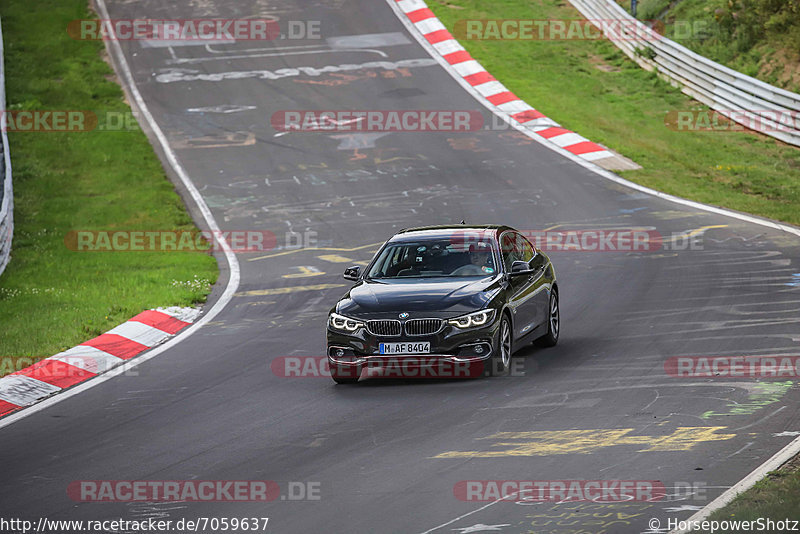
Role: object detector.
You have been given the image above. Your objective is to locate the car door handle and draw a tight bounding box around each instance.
[528,265,544,280]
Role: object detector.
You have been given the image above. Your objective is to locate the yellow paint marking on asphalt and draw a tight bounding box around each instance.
[650,210,707,220]
[663,225,728,244]
[234,283,345,297]
[317,254,354,263]
[282,266,325,278]
[248,242,384,262]
[432,427,735,458]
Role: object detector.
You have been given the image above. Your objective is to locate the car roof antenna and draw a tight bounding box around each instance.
[460,219,466,224]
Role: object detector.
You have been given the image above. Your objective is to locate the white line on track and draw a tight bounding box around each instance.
[418,492,520,534]
[0,0,241,432]
[381,1,800,532]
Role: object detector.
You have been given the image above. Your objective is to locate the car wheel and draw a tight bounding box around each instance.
[538,289,559,347]
[489,315,512,376]
[330,363,360,384]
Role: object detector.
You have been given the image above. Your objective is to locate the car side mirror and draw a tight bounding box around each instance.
[343,265,361,281]
[510,260,532,275]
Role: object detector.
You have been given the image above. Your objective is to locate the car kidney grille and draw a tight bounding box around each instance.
[367,320,401,336]
[405,319,443,336]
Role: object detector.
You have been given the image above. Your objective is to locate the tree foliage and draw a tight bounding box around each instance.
[717,0,800,52]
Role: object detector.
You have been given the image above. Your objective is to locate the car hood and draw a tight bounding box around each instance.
[336,276,501,317]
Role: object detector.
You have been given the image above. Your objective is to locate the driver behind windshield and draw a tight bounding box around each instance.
[452,243,495,275]
[368,239,497,278]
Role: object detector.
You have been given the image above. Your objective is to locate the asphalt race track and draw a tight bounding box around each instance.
[3,1,800,533]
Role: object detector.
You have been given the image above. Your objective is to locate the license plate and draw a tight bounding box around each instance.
[379,342,431,355]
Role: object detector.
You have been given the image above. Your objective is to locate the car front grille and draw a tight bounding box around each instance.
[366,320,402,336]
[405,319,443,336]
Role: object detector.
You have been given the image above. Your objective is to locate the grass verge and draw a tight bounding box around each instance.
[429,0,800,226]
[631,0,800,92]
[698,456,800,533]
[0,0,218,376]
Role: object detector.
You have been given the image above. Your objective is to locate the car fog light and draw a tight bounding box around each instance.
[335,349,345,357]
[474,346,484,354]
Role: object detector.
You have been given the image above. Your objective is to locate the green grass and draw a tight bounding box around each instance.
[0,0,217,375]
[623,0,800,92]
[698,458,800,532]
[429,0,800,226]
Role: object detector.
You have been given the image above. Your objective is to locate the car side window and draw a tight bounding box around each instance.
[500,233,518,271]
[516,233,535,263]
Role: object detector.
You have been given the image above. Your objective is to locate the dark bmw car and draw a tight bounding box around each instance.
[326,225,559,383]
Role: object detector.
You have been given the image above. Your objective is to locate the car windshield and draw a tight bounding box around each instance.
[366,238,498,279]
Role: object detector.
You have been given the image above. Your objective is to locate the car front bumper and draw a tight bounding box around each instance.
[326,318,500,378]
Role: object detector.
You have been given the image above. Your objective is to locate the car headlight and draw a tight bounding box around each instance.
[448,309,496,329]
[328,312,365,333]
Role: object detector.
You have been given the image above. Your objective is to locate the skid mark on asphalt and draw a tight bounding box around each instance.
[433,427,735,458]
[293,68,414,87]
[235,300,276,308]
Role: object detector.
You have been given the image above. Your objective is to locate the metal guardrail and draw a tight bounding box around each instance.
[0,17,13,278]
[569,0,800,147]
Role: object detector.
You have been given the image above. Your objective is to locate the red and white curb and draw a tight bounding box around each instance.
[393,0,638,170]
[0,307,200,418]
